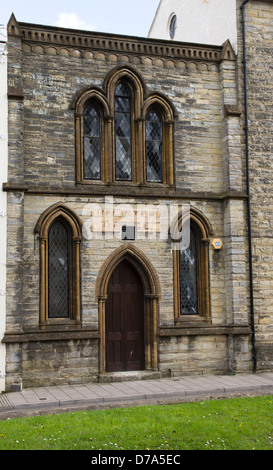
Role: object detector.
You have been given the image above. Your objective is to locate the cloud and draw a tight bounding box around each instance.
[56,13,97,31]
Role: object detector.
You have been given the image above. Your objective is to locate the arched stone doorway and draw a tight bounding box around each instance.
[95,244,161,374]
[105,259,145,372]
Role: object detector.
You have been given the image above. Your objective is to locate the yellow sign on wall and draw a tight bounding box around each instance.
[211,238,223,251]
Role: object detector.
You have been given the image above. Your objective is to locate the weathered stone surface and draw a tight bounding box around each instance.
[236,0,273,371]
[5,2,273,388]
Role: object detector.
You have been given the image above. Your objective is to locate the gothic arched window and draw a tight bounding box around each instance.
[145,107,163,183]
[114,81,132,181]
[73,66,176,187]
[48,219,70,318]
[179,227,198,315]
[83,102,102,181]
[173,209,212,321]
[35,203,82,327]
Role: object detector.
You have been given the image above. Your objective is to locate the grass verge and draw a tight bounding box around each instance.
[0,395,272,450]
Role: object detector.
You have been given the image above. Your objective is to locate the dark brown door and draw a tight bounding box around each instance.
[105,259,145,372]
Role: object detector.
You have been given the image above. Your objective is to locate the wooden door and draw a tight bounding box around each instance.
[105,259,145,372]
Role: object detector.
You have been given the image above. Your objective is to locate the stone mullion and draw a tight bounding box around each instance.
[165,120,174,186]
[75,114,82,184]
[104,115,114,184]
[136,117,145,184]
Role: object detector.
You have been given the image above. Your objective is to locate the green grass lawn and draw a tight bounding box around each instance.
[0,395,272,450]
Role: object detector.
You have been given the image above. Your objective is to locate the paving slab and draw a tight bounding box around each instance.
[1,372,273,419]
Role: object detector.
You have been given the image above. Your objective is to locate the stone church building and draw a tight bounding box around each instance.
[1,0,273,391]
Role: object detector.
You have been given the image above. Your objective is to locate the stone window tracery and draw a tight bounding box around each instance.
[35,203,82,328]
[73,66,176,188]
[172,208,213,322]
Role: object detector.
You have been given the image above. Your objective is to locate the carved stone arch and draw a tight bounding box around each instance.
[35,202,83,240]
[172,206,213,322]
[71,85,110,116]
[104,65,146,183]
[96,244,161,373]
[172,206,214,241]
[35,203,82,327]
[95,243,161,300]
[142,92,178,121]
[72,65,177,187]
[104,65,145,117]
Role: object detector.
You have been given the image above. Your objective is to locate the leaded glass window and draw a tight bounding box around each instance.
[179,228,198,315]
[114,81,132,181]
[48,220,70,318]
[83,102,101,180]
[145,107,163,183]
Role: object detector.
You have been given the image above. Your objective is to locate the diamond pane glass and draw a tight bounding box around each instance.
[48,220,69,318]
[179,228,198,315]
[83,103,101,180]
[115,81,132,181]
[115,82,131,98]
[145,108,163,182]
[115,96,131,113]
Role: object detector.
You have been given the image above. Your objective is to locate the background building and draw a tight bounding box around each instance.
[148,0,238,52]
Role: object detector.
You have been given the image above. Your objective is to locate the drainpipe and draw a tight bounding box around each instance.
[241,0,257,372]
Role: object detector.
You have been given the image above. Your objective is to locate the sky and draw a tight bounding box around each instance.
[1,0,160,38]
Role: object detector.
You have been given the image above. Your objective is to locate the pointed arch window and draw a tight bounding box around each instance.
[173,209,212,322]
[114,81,132,181]
[35,203,82,327]
[48,219,70,318]
[179,227,198,315]
[145,107,163,183]
[83,102,102,181]
[73,66,176,188]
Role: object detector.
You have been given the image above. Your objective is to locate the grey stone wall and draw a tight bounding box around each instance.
[236,0,273,371]
[4,16,254,389]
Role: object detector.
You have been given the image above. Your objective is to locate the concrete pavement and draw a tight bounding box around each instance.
[1,372,273,419]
